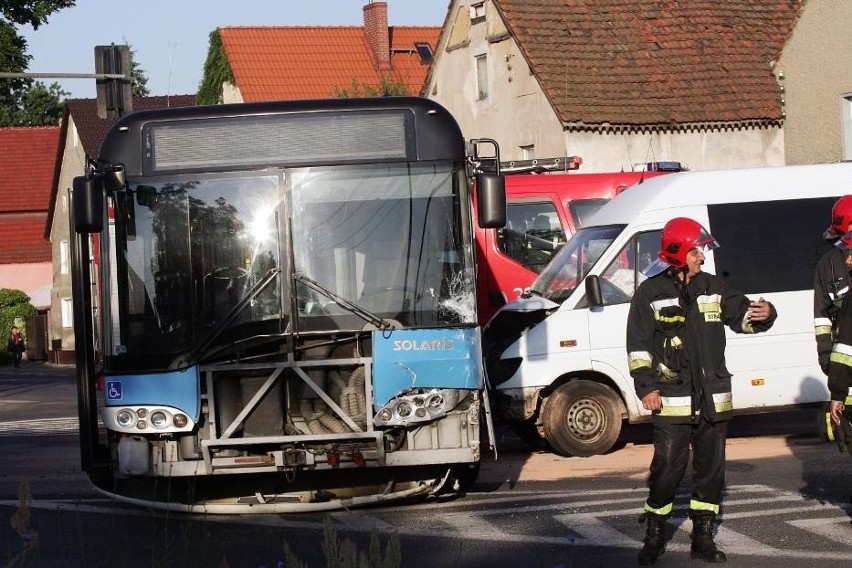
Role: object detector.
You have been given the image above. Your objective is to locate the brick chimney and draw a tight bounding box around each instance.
[363,1,391,71]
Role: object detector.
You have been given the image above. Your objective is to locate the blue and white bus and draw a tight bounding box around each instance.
[70,97,505,513]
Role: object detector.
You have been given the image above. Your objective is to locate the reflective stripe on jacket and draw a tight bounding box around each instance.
[627,270,777,424]
[814,247,851,370]
[829,341,852,403]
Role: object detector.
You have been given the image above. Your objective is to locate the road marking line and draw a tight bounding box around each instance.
[440,511,507,539]
[0,417,79,435]
[459,486,796,519]
[788,516,852,546]
[553,513,642,548]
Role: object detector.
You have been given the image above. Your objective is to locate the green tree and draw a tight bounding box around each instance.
[332,76,408,98]
[0,288,36,363]
[0,0,76,126]
[17,81,67,124]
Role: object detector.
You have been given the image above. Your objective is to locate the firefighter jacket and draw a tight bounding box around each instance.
[627,270,777,424]
[828,284,852,405]
[814,246,851,374]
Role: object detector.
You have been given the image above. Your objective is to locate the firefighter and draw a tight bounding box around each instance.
[814,195,852,375]
[827,230,852,450]
[627,217,777,565]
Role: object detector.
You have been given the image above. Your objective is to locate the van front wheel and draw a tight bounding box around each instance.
[541,380,622,457]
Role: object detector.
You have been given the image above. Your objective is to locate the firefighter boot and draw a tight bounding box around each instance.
[690,512,727,563]
[638,513,667,565]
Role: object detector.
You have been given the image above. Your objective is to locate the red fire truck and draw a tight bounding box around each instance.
[475,158,683,324]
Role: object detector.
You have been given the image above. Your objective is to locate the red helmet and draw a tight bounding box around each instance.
[825,195,852,239]
[644,217,719,277]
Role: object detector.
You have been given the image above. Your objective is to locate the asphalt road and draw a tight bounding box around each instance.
[2,361,851,568]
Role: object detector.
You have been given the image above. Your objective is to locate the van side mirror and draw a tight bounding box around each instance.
[72,176,104,234]
[585,274,603,309]
[477,173,506,228]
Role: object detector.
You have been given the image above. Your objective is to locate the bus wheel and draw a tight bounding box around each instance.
[541,380,622,457]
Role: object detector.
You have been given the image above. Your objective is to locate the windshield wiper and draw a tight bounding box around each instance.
[295,273,393,330]
[170,268,281,369]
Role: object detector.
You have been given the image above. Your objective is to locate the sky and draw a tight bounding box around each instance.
[20,1,450,100]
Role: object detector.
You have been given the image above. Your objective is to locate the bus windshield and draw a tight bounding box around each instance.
[530,224,625,303]
[104,162,475,371]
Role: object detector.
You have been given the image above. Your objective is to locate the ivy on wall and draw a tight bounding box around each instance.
[197,30,235,105]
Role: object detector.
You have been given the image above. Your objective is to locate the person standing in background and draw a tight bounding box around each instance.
[814,195,852,375]
[8,325,24,369]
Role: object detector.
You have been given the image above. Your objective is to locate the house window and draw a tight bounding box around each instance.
[61,297,73,328]
[415,42,433,64]
[61,194,67,212]
[521,145,535,160]
[842,95,852,161]
[470,2,486,23]
[476,54,489,100]
[60,240,69,274]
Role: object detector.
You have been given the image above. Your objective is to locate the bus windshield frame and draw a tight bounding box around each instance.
[102,161,476,372]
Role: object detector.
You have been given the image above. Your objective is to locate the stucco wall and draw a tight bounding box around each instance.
[776,0,852,165]
[222,82,243,104]
[0,263,51,308]
[428,1,566,160]
[48,118,87,353]
[567,127,785,173]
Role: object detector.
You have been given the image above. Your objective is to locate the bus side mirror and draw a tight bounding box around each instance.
[477,173,506,228]
[72,176,104,234]
[102,166,126,192]
[585,274,604,309]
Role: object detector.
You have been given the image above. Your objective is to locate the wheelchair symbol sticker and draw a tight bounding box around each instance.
[106,381,122,401]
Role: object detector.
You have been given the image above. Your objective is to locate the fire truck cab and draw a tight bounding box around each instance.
[475,157,682,324]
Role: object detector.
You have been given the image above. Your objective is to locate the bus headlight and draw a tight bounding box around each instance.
[116,409,136,428]
[396,401,413,418]
[102,406,195,434]
[150,411,169,428]
[374,388,468,427]
[426,393,444,410]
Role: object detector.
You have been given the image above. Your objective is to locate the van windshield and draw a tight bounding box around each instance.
[530,224,625,303]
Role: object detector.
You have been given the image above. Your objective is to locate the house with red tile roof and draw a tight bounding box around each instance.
[0,127,61,319]
[45,95,196,364]
[201,2,439,104]
[425,0,852,171]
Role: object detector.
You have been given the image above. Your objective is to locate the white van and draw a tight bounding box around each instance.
[484,162,852,456]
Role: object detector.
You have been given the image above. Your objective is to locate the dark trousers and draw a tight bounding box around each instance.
[12,349,22,367]
[646,417,727,512]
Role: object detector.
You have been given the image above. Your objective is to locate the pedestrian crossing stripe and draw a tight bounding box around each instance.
[0,416,78,435]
